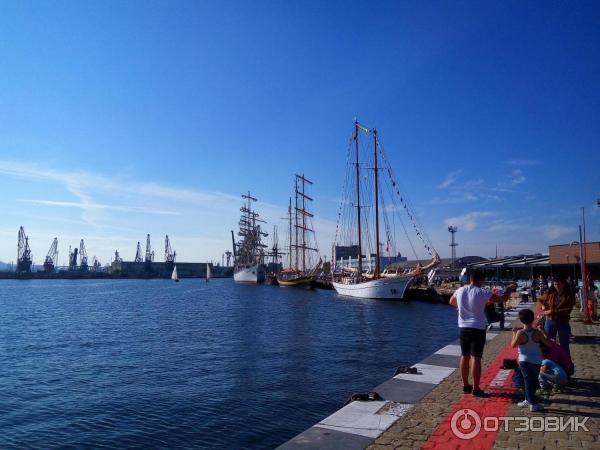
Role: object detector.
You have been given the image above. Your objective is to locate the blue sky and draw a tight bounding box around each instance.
[0,1,598,265]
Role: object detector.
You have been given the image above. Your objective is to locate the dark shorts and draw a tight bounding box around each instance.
[459,327,486,358]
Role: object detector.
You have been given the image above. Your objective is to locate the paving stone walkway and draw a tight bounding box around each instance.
[368,309,599,450]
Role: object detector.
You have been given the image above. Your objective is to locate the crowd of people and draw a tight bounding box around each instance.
[449,271,575,412]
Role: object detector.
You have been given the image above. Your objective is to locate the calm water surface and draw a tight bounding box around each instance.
[0,279,457,449]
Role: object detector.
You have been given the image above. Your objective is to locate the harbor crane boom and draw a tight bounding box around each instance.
[69,245,78,270]
[17,226,33,273]
[79,239,89,271]
[145,234,154,262]
[43,237,58,272]
[135,242,143,262]
[165,235,176,263]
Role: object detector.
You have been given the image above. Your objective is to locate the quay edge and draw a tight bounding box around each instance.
[277,297,532,450]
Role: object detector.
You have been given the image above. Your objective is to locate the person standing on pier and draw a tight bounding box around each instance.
[538,274,575,355]
[450,271,516,397]
[530,276,538,303]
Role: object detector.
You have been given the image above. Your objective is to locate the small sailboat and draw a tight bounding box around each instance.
[171,265,179,282]
[206,263,211,282]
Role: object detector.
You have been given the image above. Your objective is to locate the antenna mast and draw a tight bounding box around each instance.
[448,226,458,267]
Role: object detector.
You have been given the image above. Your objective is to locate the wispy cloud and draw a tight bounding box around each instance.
[444,211,500,232]
[0,159,340,262]
[438,169,463,189]
[429,191,500,205]
[433,165,528,205]
[508,169,526,186]
[0,160,240,207]
[20,199,180,216]
[487,219,576,241]
[488,221,529,233]
[506,159,540,167]
[492,169,526,193]
[542,225,574,240]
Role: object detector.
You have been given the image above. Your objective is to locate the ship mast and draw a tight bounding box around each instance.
[294,178,299,271]
[302,177,306,271]
[294,174,314,273]
[288,197,292,269]
[355,121,363,280]
[373,128,381,278]
[238,191,266,265]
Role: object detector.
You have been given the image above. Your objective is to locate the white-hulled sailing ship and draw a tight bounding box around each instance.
[277,174,322,289]
[332,121,440,299]
[232,192,268,283]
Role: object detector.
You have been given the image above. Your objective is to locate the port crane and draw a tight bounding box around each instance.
[134,242,143,262]
[17,226,33,273]
[68,245,78,270]
[79,239,89,271]
[43,237,58,272]
[165,235,176,263]
[144,234,154,262]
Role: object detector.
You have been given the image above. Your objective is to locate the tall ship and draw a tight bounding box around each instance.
[332,121,440,299]
[232,192,268,283]
[277,174,322,289]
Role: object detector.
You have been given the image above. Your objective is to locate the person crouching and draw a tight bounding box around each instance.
[539,359,568,393]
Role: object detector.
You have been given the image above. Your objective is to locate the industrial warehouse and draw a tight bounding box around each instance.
[1,227,232,279]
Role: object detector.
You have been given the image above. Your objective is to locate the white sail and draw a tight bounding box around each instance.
[171,265,178,281]
[206,263,211,281]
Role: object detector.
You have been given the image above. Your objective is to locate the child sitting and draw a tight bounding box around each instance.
[511,308,548,412]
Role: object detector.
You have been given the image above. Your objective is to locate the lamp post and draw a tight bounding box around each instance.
[569,241,579,282]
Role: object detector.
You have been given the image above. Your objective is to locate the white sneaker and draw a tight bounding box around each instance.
[487,323,494,331]
[530,403,545,412]
[517,400,531,407]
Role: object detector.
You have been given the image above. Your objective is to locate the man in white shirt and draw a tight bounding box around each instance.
[450,271,515,397]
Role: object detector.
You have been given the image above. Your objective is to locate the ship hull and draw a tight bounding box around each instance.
[234,265,266,283]
[265,274,279,285]
[332,276,412,299]
[276,275,313,289]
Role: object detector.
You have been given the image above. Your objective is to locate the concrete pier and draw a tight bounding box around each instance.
[279,299,599,449]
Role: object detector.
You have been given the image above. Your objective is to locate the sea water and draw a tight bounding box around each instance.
[0,279,457,449]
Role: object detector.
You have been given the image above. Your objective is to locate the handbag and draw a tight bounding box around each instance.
[502,358,518,370]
